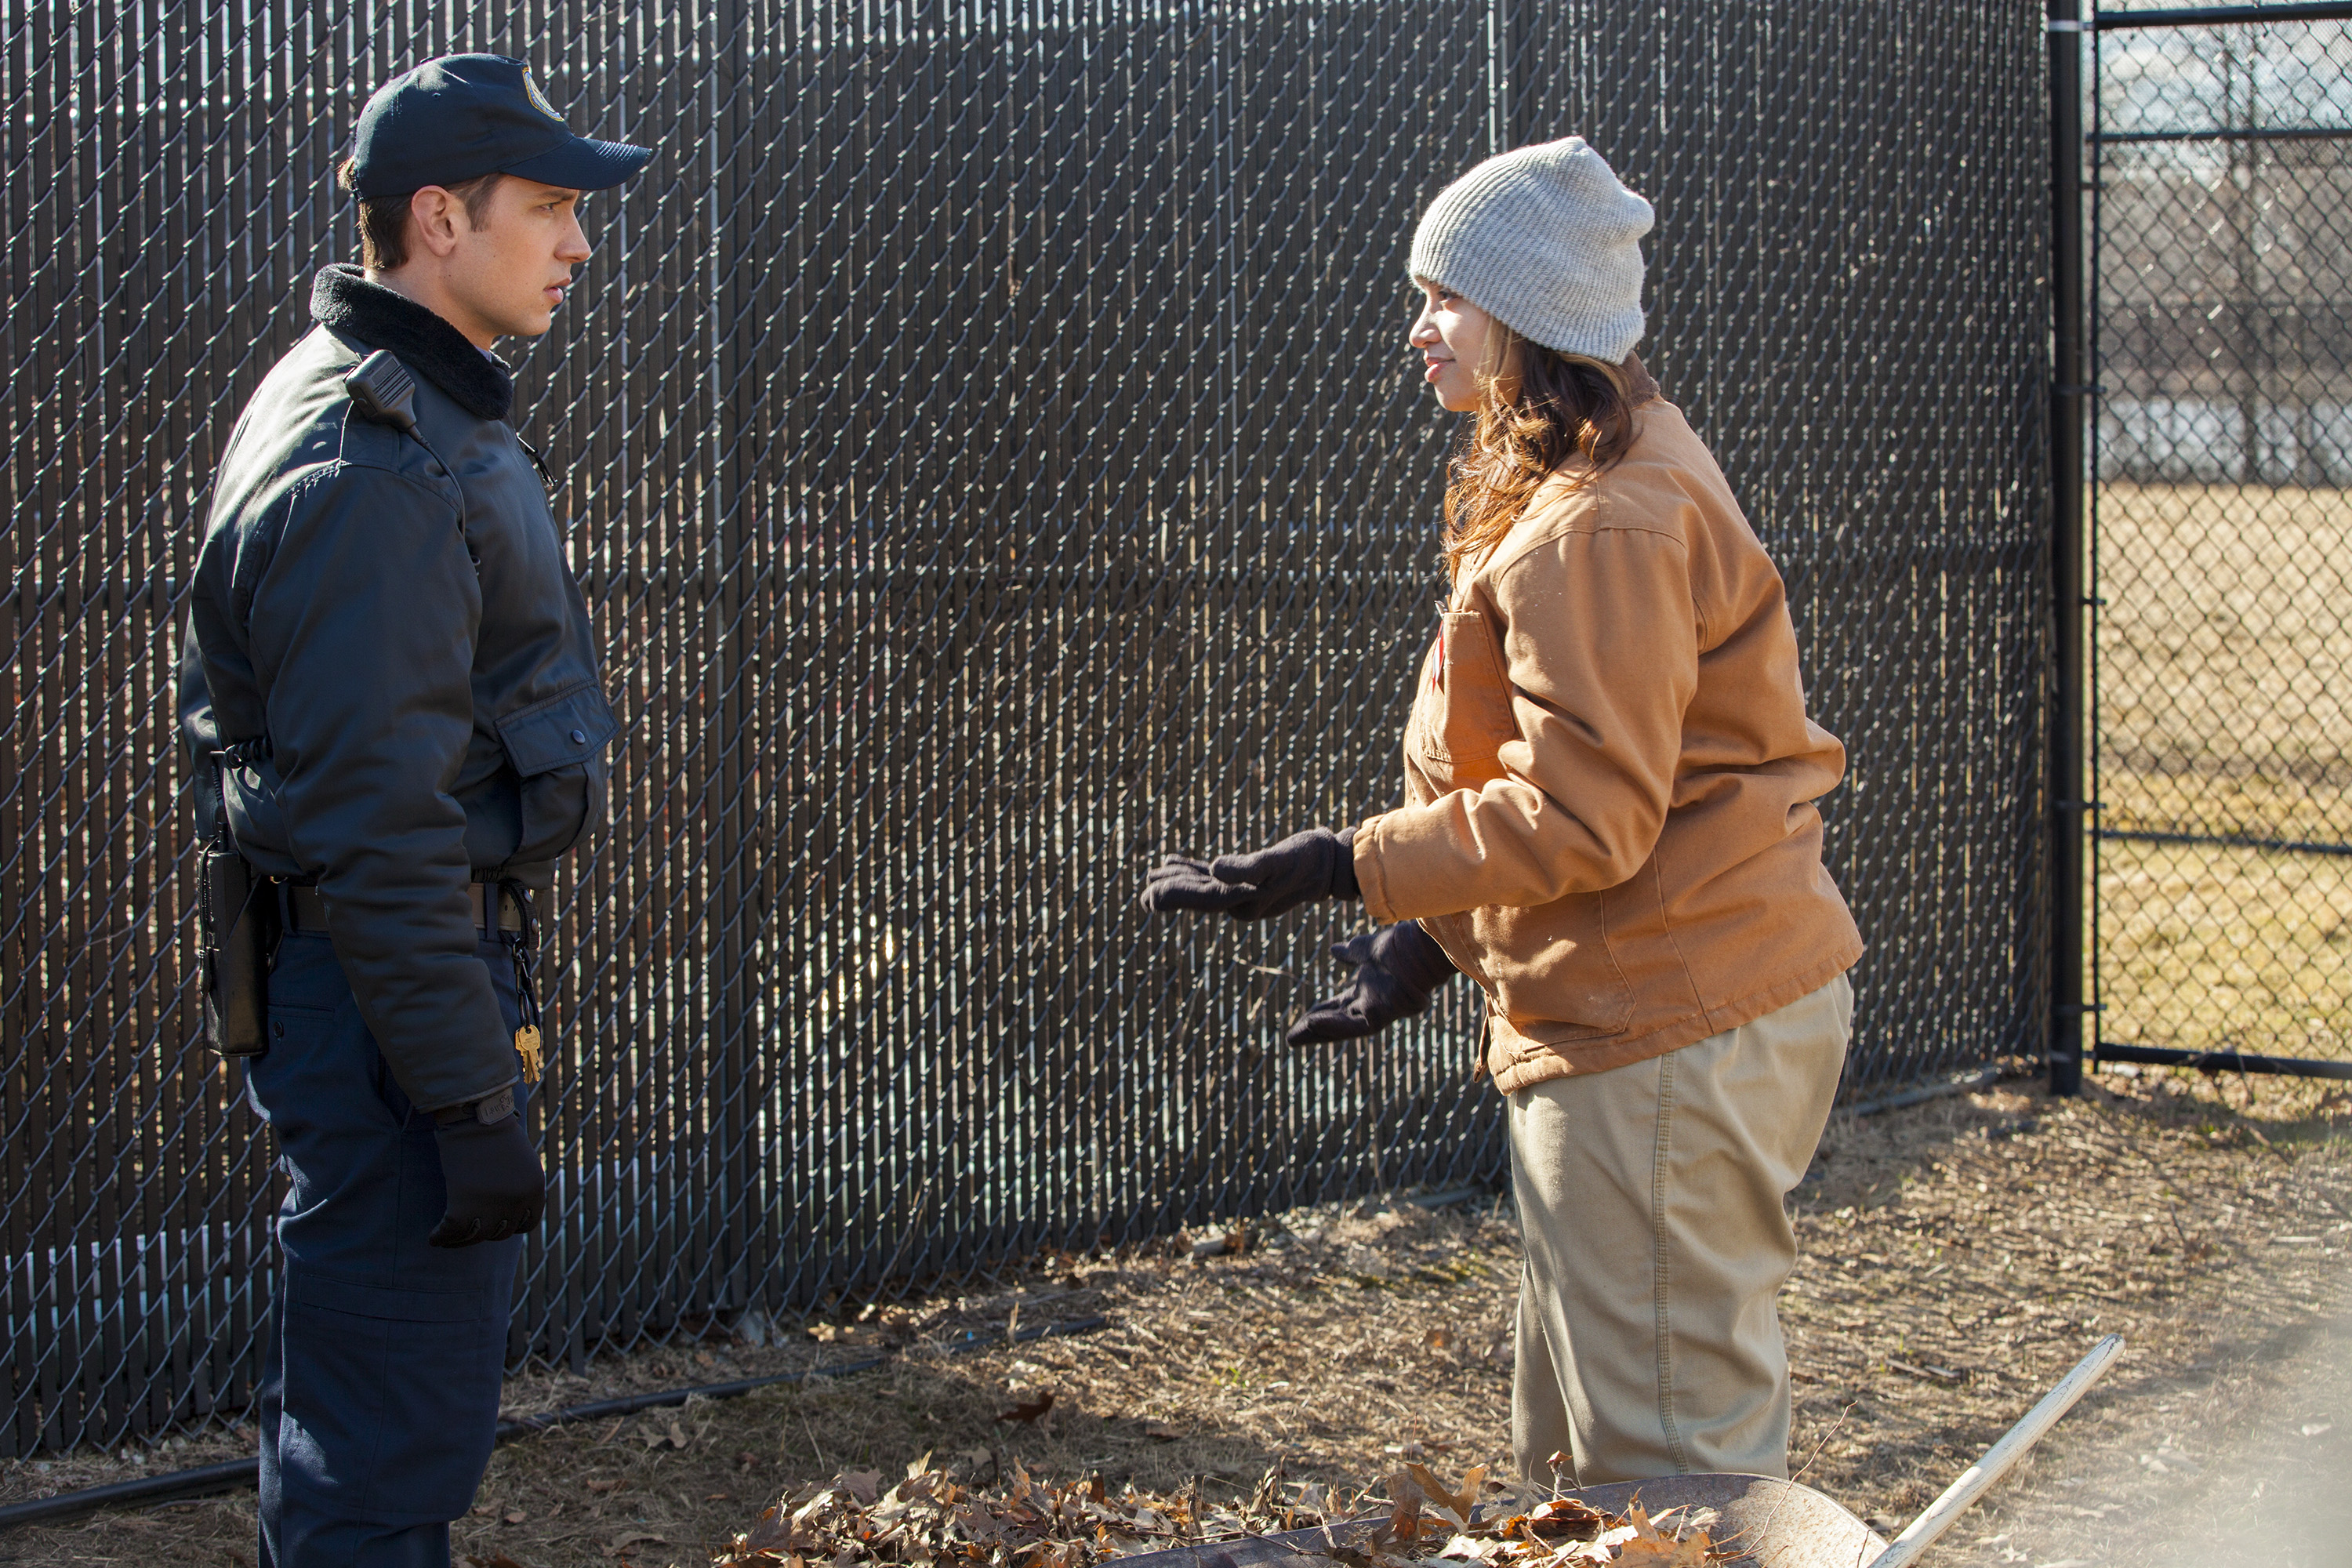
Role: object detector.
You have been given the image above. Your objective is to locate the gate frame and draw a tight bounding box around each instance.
[2056,0,2352,1092]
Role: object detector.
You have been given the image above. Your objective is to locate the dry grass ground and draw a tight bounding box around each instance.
[3,1066,2345,1568]
[2095,481,2352,1060]
[1784,1068,2351,1566]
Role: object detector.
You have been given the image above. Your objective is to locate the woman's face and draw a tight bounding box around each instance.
[1410,281,1504,412]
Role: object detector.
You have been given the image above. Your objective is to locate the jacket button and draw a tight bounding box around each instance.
[569,728,587,745]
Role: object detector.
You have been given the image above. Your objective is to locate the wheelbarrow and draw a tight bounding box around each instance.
[1121,1334,2125,1568]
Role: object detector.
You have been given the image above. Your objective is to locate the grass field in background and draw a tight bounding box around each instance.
[2096,481,2351,1058]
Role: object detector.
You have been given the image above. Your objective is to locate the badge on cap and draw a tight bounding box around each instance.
[521,68,564,126]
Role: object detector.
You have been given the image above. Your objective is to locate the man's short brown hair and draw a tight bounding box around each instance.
[336,161,504,270]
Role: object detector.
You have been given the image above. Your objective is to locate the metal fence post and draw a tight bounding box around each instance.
[2048,0,2088,1097]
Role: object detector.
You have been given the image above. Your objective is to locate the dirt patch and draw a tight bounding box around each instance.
[1792,1066,2351,1567]
[2,1066,2344,1568]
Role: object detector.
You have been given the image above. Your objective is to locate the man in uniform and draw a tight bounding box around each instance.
[176,56,648,1566]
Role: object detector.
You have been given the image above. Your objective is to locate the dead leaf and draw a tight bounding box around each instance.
[503,1508,528,1524]
[1385,1470,1426,1544]
[464,1555,532,1568]
[1523,1498,1606,1541]
[586,1477,622,1494]
[607,1531,666,1555]
[839,1469,883,1504]
[1424,1328,1457,1353]
[1142,1419,1184,1441]
[1609,1502,1713,1567]
[1405,1462,1486,1526]
[633,1414,694,1451]
[739,1506,791,1553]
[953,1501,1011,1547]
[997,1392,1055,1424]
[808,1322,884,1345]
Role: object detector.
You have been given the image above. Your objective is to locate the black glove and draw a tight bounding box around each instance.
[1287,920,1457,1044]
[1140,827,1359,920]
[427,1086,545,1248]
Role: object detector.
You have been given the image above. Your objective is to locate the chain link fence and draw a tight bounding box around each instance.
[2,0,2048,1456]
[2091,8,2352,1069]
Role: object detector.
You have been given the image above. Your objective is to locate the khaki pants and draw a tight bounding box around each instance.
[1507,975,1852,1484]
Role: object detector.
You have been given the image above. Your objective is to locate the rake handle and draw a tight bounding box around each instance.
[1863,1334,2125,1568]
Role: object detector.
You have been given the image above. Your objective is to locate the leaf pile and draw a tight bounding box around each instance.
[1366,1464,1730,1568]
[715,1458,1730,1568]
[715,1452,1254,1568]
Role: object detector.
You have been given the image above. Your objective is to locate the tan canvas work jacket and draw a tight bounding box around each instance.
[1353,400,1864,1093]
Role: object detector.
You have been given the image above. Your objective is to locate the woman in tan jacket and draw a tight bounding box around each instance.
[1143,137,1863,1486]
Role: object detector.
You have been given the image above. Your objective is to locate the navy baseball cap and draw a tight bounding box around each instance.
[346,55,651,198]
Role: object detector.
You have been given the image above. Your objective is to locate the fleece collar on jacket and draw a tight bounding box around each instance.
[310,264,513,422]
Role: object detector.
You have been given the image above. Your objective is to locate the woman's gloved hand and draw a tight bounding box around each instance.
[428,1087,545,1248]
[1287,919,1457,1044]
[1140,826,1359,920]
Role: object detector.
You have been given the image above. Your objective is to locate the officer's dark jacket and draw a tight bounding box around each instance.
[178,265,617,1111]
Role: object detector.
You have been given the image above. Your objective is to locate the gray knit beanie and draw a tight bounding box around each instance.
[1407,136,1654,361]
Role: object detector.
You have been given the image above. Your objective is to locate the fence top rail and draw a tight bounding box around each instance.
[2088,2,2352,29]
[2090,125,2352,141]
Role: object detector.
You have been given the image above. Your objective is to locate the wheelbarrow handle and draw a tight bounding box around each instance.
[1864,1334,2125,1568]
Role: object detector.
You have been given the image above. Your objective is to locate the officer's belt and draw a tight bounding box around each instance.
[281,882,527,936]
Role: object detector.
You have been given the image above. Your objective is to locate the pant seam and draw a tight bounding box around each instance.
[1651,1052,1689,1473]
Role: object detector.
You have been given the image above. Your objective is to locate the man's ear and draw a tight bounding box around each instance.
[406,187,467,261]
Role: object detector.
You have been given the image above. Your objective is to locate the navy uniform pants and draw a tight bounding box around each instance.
[244,925,529,1568]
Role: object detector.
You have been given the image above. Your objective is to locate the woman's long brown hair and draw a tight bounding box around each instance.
[1442,321,1644,579]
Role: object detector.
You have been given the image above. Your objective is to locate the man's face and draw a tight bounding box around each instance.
[441,177,592,341]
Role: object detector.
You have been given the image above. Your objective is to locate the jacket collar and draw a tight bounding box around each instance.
[1568,350,1661,410]
[310,264,513,422]
[1618,352,1661,408]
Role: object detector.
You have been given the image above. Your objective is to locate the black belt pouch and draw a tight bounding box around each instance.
[199,765,273,1056]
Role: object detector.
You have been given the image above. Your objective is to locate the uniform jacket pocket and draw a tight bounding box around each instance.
[495,681,617,862]
[495,681,618,777]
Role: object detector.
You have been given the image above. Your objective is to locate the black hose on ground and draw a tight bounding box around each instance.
[0,1316,1109,1532]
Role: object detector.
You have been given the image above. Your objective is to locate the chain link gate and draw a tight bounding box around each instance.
[4,1,2049,1456]
[2083,2,2352,1080]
